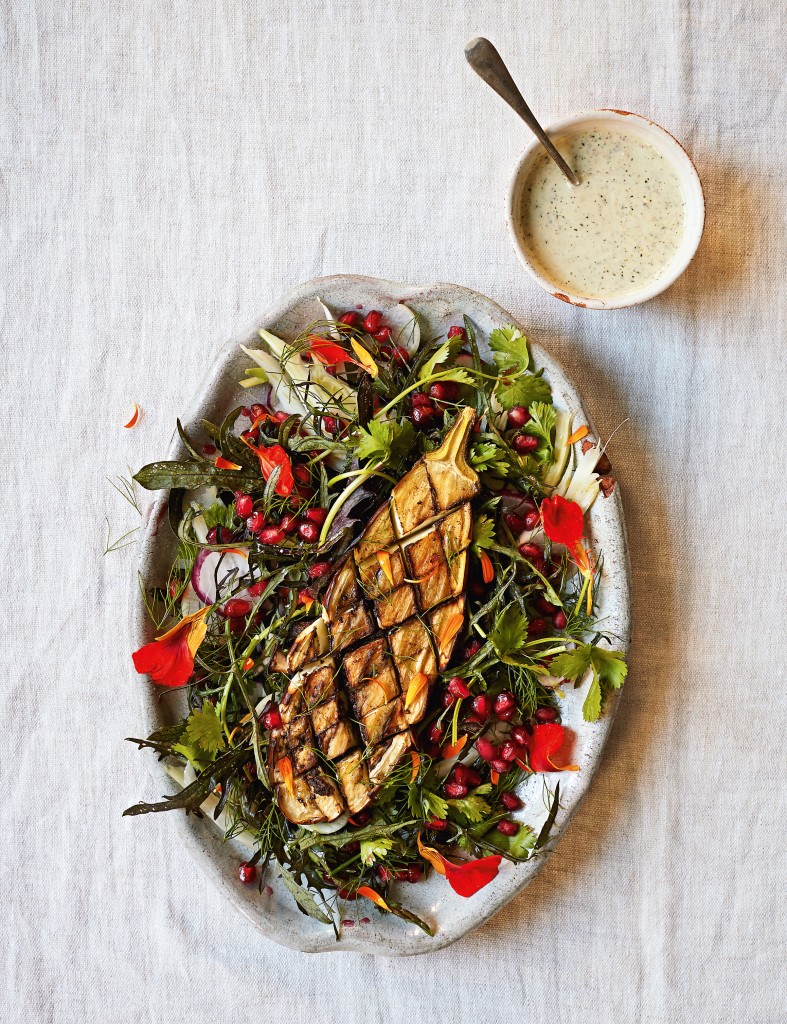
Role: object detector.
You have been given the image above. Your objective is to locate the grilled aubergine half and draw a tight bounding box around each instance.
[270,406,480,824]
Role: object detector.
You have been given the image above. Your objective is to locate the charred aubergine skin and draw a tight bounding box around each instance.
[270,407,480,824]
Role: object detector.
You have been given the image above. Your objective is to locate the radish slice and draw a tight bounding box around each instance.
[180,581,203,617]
[385,303,421,355]
[191,547,251,605]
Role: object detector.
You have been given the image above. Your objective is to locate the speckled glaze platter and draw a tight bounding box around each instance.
[133,276,631,955]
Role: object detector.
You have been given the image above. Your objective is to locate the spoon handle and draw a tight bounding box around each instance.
[465,37,580,186]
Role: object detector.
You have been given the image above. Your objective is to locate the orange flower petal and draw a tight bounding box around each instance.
[490,770,500,785]
[417,832,447,876]
[479,550,494,584]
[350,339,379,378]
[215,455,242,470]
[404,671,429,710]
[376,550,394,585]
[441,734,467,759]
[242,657,254,672]
[123,403,140,429]
[437,612,464,652]
[409,751,421,783]
[279,755,295,796]
[356,886,390,912]
[566,424,589,445]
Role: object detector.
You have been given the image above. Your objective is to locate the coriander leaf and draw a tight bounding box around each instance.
[470,438,511,477]
[472,514,496,553]
[415,789,448,821]
[200,500,236,531]
[490,602,529,658]
[447,794,492,824]
[549,645,594,682]
[496,369,552,411]
[593,647,628,689]
[355,419,416,466]
[183,703,226,756]
[360,837,394,866]
[487,823,536,859]
[489,324,529,374]
[582,674,602,722]
[418,338,461,381]
[522,402,557,466]
[550,643,628,722]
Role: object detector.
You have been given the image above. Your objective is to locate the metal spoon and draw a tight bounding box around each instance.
[465,36,580,186]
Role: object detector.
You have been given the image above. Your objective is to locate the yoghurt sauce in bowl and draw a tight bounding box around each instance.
[507,110,704,309]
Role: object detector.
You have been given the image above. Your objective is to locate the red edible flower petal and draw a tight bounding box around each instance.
[540,494,584,549]
[239,436,294,496]
[527,722,579,772]
[417,833,502,897]
[132,606,210,688]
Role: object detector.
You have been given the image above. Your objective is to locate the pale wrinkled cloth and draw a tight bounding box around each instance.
[1,1,785,1022]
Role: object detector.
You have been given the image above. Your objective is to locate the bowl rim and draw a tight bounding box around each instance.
[506,108,706,310]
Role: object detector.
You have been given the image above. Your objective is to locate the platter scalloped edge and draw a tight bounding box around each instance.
[132,275,631,955]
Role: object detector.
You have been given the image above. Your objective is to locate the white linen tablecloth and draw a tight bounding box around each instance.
[2,1,785,1021]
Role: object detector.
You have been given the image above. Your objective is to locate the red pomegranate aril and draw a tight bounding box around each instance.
[476,737,500,762]
[298,521,319,543]
[406,865,423,883]
[490,758,512,774]
[510,725,529,746]
[462,638,482,660]
[240,427,259,442]
[447,325,465,339]
[411,406,436,429]
[536,596,557,615]
[500,740,520,763]
[411,391,433,407]
[518,542,543,562]
[390,345,410,366]
[272,410,290,423]
[298,587,315,606]
[248,579,268,598]
[528,617,546,637]
[553,610,568,630]
[362,310,383,333]
[441,689,457,707]
[339,311,360,326]
[229,616,245,635]
[293,464,311,485]
[308,561,332,580]
[444,781,468,799]
[500,791,522,811]
[372,325,393,343]
[429,381,460,402]
[523,510,540,531]
[305,507,328,525]
[337,887,357,900]
[421,740,441,758]
[235,494,254,518]
[375,865,390,883]
[494,691,516,718]
[322,415,339,434]
[496,819,520,837]
[535,706,559,723]
[426,817,448,830]
[452,763,471,785]
[250,403,265,418]
[238,862,257,884]
[427,722,443,744]
[512,432,540,454]
[447,676,471,699]
[504,512,529,535]
[247,512,266,534]
[463,767,482,788]
[279,513,298,534]
[207,526,233,544]
[259,526,286,545]
[201,443,217,455]
[224,598,251,618]
[349,808,372,827]
[471,693,492,719]
[241,407,253,419]
[507,405,531,428]
[261,706,282,730]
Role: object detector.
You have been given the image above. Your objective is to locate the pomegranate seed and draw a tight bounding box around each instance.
[553,610,568,630]
[207,526,234,544]
[452,763,471,785]
[235,494,253,518]
[421,740,441,758]
[308,561,332,579]
[535,706,558,723]
[293,464,311,485]
[496,819,520,837]
[476,737,500,762]
[349,808,372,826]
[447,676,471,699]
[518,542,543,563]
[411,405,436,429]
[223,598,251,618]
[507,406,531,428]
[471,693,491,719]
[305,507,328,525]
[339,311,359,326]
[447,325,465,339]
[238,862,257,884]
[261,706,282,730]
[528,617,546,637]
[490,758,512,774]
[272,411,290,423]
[372,325,393,343]
[462,639,482,660]
[494,691,516,719]
[523,509,540,530]
[500,740,521,763]
[500,791,522,811]
[240,427,259,442]
[362,310,383,333]
[337,888,356,900]
[510,725,529,746]
[504,512,529,535]
[427,722,443,744]
[201,443,217,455]
[429,381,460,402]
[247,512,266,534]
[411,391,434,408]
[463,767,483,788]
[259,526,286,545]
[298,521,319,543]
[279,513,298,534]
[390,345,410,366]
[444,781,468,799]
[229,617,245,635]
[441,689,457,707]
[376,865,390,882]
[536,597,557,615]
[406,865,423,883]
[241,407,252,419]
[322,415,339,434]
[250,403,265,418]
[426,817,448,830]
[298,587,315,606]
[512,433,540,454]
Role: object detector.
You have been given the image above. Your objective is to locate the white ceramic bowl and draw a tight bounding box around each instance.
[506,109,705,309]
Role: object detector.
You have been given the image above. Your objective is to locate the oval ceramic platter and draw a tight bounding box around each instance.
[133,275,631,955]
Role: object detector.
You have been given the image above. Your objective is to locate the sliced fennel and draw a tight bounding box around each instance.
[543,410,573,487]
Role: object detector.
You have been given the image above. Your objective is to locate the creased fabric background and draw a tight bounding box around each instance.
[1,1,785,1021]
